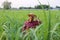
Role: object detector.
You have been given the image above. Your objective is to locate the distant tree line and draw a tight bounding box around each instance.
[56,6,60,8]
[35,5,49,9]
[1,0,60,10]
[19,5,53,9]
[2,0,52,9]
[19,7,34,9]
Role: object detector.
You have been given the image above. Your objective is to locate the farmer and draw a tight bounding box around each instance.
[22,13,42,31]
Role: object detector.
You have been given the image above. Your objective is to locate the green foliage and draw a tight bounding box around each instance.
[35,5,50,9]
[2,1,11,9]
[0,10,60,40]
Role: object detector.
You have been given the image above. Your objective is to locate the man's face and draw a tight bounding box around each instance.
[29,16,34,22]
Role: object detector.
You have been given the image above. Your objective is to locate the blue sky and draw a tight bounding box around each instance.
[0,0,60,8]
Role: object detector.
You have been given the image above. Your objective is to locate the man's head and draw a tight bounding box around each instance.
[28,13,37,22]
[28,13,36,17]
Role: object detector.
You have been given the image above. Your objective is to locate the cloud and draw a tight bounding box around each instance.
[0,0,60,8]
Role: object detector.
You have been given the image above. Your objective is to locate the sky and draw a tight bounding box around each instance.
[0,0,60,8]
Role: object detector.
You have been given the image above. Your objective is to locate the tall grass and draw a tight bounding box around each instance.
[0,4,60,40]
[0,10,60,40]
[37,0,60,40]
[37,0,50,40]
[0,15,43,40]
[0,15,23,40]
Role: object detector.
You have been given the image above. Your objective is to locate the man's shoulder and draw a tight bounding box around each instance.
[24,21,29,24]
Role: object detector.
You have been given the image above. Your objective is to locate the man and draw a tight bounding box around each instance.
[22,13,42,31]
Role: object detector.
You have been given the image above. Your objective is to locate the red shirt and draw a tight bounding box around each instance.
[22,20,41,31]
